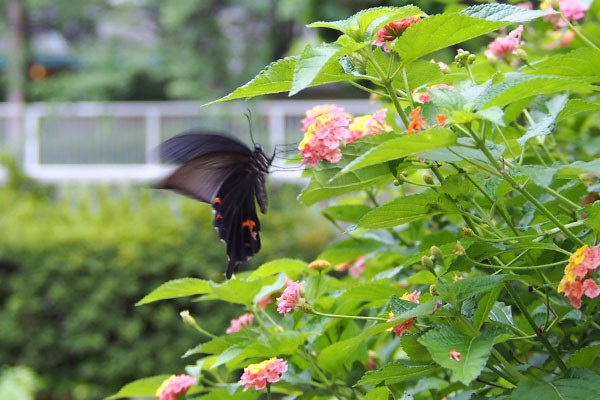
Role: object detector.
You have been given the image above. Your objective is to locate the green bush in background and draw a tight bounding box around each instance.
[0,178,333,400]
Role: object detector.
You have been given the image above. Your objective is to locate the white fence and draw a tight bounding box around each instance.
[0,100,377,183]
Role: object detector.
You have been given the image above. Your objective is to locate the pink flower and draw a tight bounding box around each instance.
[450,350,461,361]
[372,17,422,52]
[298,104,351,167]
[485,25,524,61]
[257,294,274,310]
[388,290,421,337]
[156,374,197,400]
[559,244,600,308]
[541,0,589,28]
[277,280,305,316]
[345,109,388,144]
[226,312,254,334]
[349,256,367,278]
[239,358,288,391]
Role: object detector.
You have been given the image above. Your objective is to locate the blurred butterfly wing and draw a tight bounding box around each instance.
[161,132,252,163]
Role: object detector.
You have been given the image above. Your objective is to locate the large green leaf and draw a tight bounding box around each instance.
[207,57,350,104]
[290,38,368,96]
[357,360,437,386]
[365,387,390,400]
[476,73,591,109]
[418,138,505,163]
[207,278,267,305]
[436,275,507,305]
[419,326,503,385]
[473,285,503,329]
[136,278,211,306]
[339,128,458,174]
[249,258,308,279]
[583,202,600,234]
[460,3,555,22]
[557,99,600,122]
[299,171,393,206]
[518,94,568,146]
[394,13,508,64]
[105,375,171,399]
[318,238,385,265]
[528,48,600,82]
[307,6,422,39]
[358,192,458,229]
[512,369,600,400]
[399,60,443,91]
[567,345,600,368]
[321,204,372,223]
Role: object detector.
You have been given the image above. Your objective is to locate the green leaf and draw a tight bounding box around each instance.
[339,128,458,173]
[194,387,259,400]
[105,375,170,399]
[394,13,508,64]
[252,273,287,304]
[357,360,437,386]
[418,138,505,163]
[557,99,600,122]
[518,94,568,146]
[186,330,258,357]
[567,345,600,368]
[249,259,308,279]
[290,39,367,96]
[460,3,555,22]
[436,275,507,305]
[442,174,476,199]
[390,298,437,320]
[208,278,266,305]
[477,73,591,109]
[400,60,443,91]
[364,387,390,400]
[358,192,458,229]
[207,57,350,104]
[318,238,385,265]
[335,282,402,306]
[473,285,503,329]
[528,48,600,82]
[419,326,502,385]
[136,278,211,306]
[488,302,514,327]
[227,331,304,367]
[512,369,600,400]
[322,204,372,223]
[583,202,600,234]
[307,6,422,39]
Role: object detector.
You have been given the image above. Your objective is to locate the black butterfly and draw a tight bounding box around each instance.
[159,131,272,279]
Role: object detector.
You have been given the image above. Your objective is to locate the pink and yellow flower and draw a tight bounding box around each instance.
[299,104,351,167]
[558,244,600,308]
[239,357,288,391]
[277,280,305,316]
[541,0,589,28]
[345,109,389,144]
[226,312,254,334]
[485,25,524,61]
[388,290,421,336]
[156,374,197,400]
[372,17,422,52]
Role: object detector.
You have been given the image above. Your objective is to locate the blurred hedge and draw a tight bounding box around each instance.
[0,181,333,400]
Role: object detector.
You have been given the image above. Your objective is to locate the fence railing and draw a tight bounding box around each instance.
[0,100,377,183]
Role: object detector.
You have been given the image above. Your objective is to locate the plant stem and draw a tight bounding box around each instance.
[309,309,387,321]
[267,382,272,400]
[348,80,390,99]
[505,282,568,373]
[559,15,600,50]
[402,67,415,108]
[384,81,410,127]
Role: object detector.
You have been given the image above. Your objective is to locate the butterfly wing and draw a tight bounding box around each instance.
[159,132,266,278]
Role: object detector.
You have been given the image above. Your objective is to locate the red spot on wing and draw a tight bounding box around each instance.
[241,219,257,239]
[213,197,222,205]
[215,214,223,221]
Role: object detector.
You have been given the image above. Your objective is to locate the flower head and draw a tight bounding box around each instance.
[345,109,389,144]
[372,17,422,52]
[541,0,589,28]
[239,357,288,391]
[558,244,600,308]
[226,312,254,334]
[485,25,524,61]
[299,104,351,167]
[407,106,426,135]
[348,256,367,278]
[450,350,461,361]
[308,259,331,270]
[388,290,421,336]
[156,374,197,400]
[277,280,305,316]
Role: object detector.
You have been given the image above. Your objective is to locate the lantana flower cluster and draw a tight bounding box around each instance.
[372,16,422,52]
[335,256,367,278]
[388,290,421,336]
[299,105,388,167]
[541,0,589,28]
[277,280,305,316]
[485,25,524,63]
[156,374,197,400]
[225,312,254,334]
[239,357,288,391]
[558,244,600,309]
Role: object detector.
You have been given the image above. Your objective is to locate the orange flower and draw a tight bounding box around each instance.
[407,106,426,135]
[388,290,421,336]
[450,350,461,361]
[436,114,448,126]
[308,259,331,269]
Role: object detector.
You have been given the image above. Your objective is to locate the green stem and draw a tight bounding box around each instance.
[384,81,410,127]
[544,186,581,210]
[492,348,526,383]
[464,254,567,270]
[309,309,387,321]
[465,63,476,84]
[505,282,568,373]
[559,14,600,50]
[267,382,272,400]
[348,80,390,99]
[397,174,440,188]
[402,67,415,108]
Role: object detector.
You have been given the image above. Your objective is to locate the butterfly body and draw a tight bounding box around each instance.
[160,132,272,278]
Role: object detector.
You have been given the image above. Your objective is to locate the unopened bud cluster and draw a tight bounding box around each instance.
[455,49,476,68]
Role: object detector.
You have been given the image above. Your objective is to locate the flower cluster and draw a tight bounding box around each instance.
[335,256,367,278]
[156,374,196,400]
[226,312,254,334]
[541,0,589,28]
[277,280,305,316]
[416,84,456,103]
[372,16,422,52]
[299,105,388,167]
[308,259,331,270]
[558,244,600,309]
[388,290,421,336]
[450,350,461,361]
[257,294,274,309]
[407,106,426,135]
[239,357,288,391]
[485,25,524,62]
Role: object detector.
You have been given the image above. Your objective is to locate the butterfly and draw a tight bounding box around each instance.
[159,131,273,279]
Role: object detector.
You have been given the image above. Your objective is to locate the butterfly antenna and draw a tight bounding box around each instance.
[244,110,256,146]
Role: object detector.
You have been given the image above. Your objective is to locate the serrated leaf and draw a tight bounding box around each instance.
[364,387,390,400]
[340,129,457,174]
[390,297,437,319]
[249,259,308,279]
[208,278,266,305]
[473,285,503,329]
[399,60,443,91]
[318,238,385,265]
[394,13,508,64]
[419,326,502,385]
[290,39,367,96]
[322,204,372,223]
[557,99,600,122]
[567,345,600,368]
[518,94,568,146]
[436,275,507,305]
[488,302,514,326]
[477,73,591,109]
[136,278,211,306]
[512,369,600,400]
[358,192,458,229]
[418,138,505,163]
[460,3,555,22]
[528,48,600,82]
[105,375,171,399]
[207,57,350,104]
[357,360,437,386]
[194,387,259,400]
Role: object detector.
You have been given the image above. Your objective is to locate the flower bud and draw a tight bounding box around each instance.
[462,227,474,237]
[180,310,196,327]
[423,174,435,185]
[421,255,434,270]
[453,241,466,256]
[429,284,437,297]
[515,48,528,61]
[393,179,402,186]
[430,246,444,260]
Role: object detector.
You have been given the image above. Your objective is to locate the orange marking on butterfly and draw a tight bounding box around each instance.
[215,214,223,221]
[241,219,257,239]
[213,197,222,205]
[244,242,252,248]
